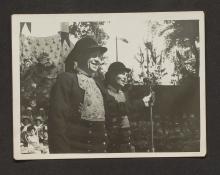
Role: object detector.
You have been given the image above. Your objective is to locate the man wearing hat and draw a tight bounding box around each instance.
[104,62,153,152]
[48,36,108,153]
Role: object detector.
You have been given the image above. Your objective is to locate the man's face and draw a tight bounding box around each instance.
[87,51,102,73]
[115,71,128,87]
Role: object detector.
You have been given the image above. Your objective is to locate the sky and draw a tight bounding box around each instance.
[21,18,176,85]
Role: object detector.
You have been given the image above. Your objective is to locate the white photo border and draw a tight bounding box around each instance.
[12,11,206,160]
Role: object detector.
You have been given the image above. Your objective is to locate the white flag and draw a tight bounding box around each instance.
[119,37,129,43]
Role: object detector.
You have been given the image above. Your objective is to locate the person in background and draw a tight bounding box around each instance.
[26,106,33,121]
[104,62,153,152]
[34,116,49,153]
[42,125,48,146]
[34,116,45,143]
[48,36,108,153]
[20,115,32,147]
[25,125,41,154]
[41,125,49,153]
[39,107,47,121]
[34,116,44,129]
[21,115,32,131]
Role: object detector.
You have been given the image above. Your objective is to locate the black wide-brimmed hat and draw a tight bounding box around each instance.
[105,62,131,84]
[65,36,107,63]
[107,62,131,74]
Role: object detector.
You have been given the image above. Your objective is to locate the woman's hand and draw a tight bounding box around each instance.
[142,92,155,107]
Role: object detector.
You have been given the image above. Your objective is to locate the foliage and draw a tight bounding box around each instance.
[160,20,199,77]
[133,21,169,85]
[134,20,200,85]
[20,51,57,119]
[69,21,109,45]
[21,22,109,118]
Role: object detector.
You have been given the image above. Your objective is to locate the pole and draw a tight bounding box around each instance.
[145,83,155,152]
[150,85,156,152]
[150,103,155,152]
[146,48,149,77]
[116,36,118,62]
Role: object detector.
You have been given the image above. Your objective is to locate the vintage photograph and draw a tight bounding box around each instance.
[12,12,206,159]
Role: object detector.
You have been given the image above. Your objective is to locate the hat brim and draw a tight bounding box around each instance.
[116,67,131,73]
[87,46,107,55]
[123,67,131,73]
[65,46,107,63]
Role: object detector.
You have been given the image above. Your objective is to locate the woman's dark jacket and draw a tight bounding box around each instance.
[104,85,147,152]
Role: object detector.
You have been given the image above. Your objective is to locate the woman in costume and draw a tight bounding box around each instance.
[104,62,153,152]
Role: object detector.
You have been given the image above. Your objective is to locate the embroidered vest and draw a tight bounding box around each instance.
[77,73,105,121]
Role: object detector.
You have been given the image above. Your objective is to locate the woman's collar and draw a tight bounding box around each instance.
[107,84,122,93]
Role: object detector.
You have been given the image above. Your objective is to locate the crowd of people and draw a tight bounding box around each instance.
[20,108,49,154]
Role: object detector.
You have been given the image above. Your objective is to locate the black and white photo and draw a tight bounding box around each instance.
[12,12,206,159]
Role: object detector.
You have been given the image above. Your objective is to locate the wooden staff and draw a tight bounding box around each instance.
[144,78,155,152]
[149,86,155,152]
[116,36,118,62]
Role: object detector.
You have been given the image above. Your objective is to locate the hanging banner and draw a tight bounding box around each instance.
[60,32,70,47]
[59,22,70,47]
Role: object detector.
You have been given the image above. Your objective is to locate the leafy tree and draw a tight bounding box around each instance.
[133,21,168,85]
[69,21,109,45]
[137,20,200,85]
[160,20,199,76]
[134,47,145,76]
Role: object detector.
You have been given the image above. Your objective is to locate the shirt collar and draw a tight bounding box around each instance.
[76,67,93,78]
[107,84,122,94]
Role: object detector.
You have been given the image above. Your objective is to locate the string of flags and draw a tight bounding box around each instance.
[20,22,31,34]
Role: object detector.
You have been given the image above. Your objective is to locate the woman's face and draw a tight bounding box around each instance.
[23,119,30,126]
[115,71,128,87]
[35,120,42,126]
[27,129,35,136]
